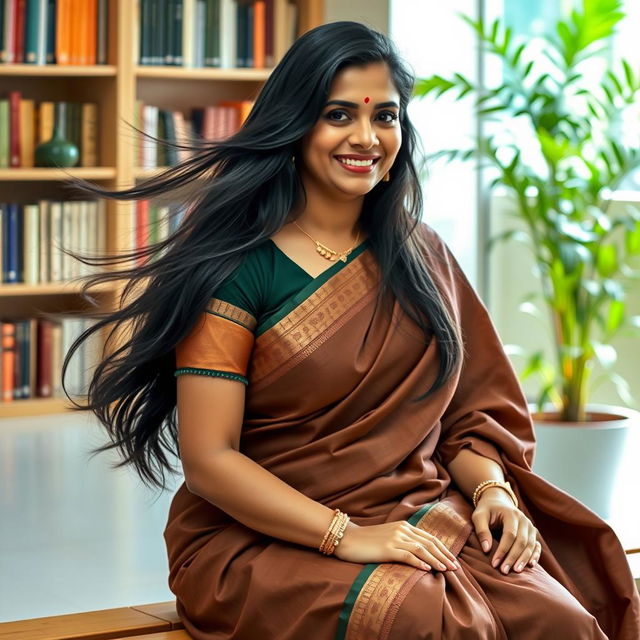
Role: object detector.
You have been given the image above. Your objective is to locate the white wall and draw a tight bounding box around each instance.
[324,0,389,32]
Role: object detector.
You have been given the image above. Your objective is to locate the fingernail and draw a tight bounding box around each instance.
[516,563,524,572]
[438,562,447,570]
[491,557,500,568]
[481,540,490,552]
[502,564,510,574]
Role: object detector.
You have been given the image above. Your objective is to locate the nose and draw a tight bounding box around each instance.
[349,117,379,148]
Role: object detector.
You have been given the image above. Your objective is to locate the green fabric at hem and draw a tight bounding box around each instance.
[174,367,248,385]
[334,502,436,640]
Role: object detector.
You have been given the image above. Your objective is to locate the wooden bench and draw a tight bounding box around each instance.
[1,557,638,640]
[0,600,192,640]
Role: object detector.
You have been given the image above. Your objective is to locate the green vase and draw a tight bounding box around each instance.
[35,102,79,168]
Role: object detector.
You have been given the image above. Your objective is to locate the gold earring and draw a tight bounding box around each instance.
[383,171,390,182]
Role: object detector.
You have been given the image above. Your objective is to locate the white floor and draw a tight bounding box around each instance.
[1,408,638,623]
[0,410,183,622]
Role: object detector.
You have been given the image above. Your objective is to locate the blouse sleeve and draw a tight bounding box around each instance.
[174,259,260,385]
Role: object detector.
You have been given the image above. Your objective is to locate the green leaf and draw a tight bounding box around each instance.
[511,42,526,67]
[596,244,618,278]
[621,58,636,90]
[605,69,624,95]
[523,60,534,78]
[605,299,625,333]
[624,224,640,254]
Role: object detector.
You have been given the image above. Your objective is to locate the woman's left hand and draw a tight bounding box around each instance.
[471,488,541,574]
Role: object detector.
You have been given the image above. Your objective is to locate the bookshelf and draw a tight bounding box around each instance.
[0,0,325,418]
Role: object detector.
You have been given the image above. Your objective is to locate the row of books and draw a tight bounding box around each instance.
[134,99,253,168]
[136,0,297,68]
[0,0,109,66]
[0,93,98,168]
[0,199,107,284]
[0,316,101,401]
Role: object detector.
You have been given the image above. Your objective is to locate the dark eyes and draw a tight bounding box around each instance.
[325,109,399,124]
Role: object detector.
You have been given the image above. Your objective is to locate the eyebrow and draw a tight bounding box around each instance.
[324,99,400,109]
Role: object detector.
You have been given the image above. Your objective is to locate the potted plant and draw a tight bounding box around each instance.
[413,0,640,518]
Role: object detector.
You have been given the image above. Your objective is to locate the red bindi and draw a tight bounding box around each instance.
[364,97,370,103]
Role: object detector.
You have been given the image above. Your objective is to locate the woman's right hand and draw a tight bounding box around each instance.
[332,521,460,572]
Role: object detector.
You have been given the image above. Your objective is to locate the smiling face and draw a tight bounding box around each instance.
[297,61,403,200]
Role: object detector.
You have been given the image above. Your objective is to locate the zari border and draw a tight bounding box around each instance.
[335,501,472,640]
[249,250,378,390]
[206,298,257,332]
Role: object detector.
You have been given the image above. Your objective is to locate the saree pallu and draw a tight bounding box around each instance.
[164,223,640,639]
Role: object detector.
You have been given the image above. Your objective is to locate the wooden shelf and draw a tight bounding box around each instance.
[0,64,117,77]
[0,167,117,181]
[0,397,78,418]
[0,0,325,418]
[135,66,272,81]
[0,280,118,297]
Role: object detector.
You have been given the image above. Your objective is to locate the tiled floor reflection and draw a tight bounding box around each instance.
[0,410,183,622]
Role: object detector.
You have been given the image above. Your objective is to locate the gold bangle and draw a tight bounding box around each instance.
[319,509,340,554]
[320,510,350,555]
[320,510,344,554]
[472,480,518,509]
[325,512,349,555]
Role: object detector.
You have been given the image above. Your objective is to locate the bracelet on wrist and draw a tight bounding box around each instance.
[472,480,518,509]
[319,508,350,556]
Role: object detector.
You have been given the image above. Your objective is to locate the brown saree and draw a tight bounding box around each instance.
[164,222,640,639]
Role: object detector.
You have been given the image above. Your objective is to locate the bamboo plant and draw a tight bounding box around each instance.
[413,0,640,422]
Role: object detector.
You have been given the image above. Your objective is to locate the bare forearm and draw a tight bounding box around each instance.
[187,449,339,549]
[447,447,506,503]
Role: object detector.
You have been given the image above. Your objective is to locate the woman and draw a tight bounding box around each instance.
[65,21,639,640]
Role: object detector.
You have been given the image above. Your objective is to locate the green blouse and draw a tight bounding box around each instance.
[174,237,370,383]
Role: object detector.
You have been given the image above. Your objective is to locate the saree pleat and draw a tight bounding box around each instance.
[164,222,640,640]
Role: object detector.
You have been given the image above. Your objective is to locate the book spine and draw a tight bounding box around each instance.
[2,322,16,402]
[0,100,8,167]
[28,319,37,399]
[164,0,174,64]
[13,321,22,399]
[23,204,39,285]
[37,320,52,397]
[253,0,264,68]
[265,0,272,66]
[173,0,183,65]
[0,0,5,63]
[236,0,245,67]
[96,0,107,64]
[181,0,193,67]
[19,99,35,167]
[6,204,19,283]
[24,0,39,63]
[50,202,62,281]
[8,90,21,167]
[46,0,55,62]
[14,0,26,64]
[245,0,253,67]
[38,199,49,282]
[81,103,98,166]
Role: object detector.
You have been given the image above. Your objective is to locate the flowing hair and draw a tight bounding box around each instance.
[58,20,462,491]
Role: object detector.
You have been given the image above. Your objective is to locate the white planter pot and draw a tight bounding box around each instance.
[529,402,637,520]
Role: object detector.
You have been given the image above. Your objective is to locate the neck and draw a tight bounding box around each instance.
[290,174,365,241]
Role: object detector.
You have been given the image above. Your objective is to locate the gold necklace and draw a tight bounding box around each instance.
[293,221,361,263]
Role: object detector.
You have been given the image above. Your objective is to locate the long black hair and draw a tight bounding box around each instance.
[60,20,462,491]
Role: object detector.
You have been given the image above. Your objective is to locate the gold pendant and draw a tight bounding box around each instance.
[339,255,347,262]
